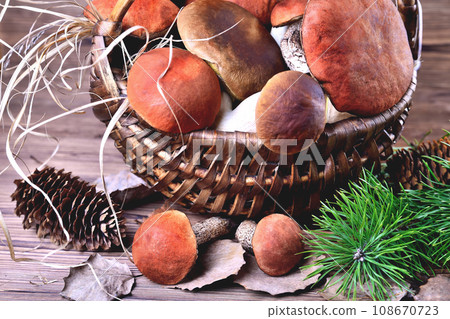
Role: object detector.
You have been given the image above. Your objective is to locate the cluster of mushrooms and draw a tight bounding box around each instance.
[86,0,414,155]
[85,0,415,283]
[132,211,304,284]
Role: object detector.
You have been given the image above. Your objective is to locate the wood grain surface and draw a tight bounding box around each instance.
[0,0,449,301]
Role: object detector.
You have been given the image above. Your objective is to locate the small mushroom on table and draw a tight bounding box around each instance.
[235,214,305,276]
[132,210,233,285]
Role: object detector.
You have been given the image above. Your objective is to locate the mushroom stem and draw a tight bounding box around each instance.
[280,20,310,74]
[192,217,234,245]
[235,220,257,254]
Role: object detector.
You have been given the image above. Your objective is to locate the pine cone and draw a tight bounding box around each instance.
[386,137,450,192]
[11,167,126,250]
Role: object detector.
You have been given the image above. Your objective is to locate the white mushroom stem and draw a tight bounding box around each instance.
[270,25,289,47]
[214,92,260,133]
[212,91,233,128]
[235,220,257,254]
[280,19,310,74]
[325,97,355,124]
[192,217,234,246]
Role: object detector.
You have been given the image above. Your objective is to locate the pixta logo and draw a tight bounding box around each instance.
[125,133,325,175]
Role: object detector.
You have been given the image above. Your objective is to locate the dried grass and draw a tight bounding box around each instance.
[0,0,137,293]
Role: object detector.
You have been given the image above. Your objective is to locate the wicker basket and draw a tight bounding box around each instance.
[89,0,423,220]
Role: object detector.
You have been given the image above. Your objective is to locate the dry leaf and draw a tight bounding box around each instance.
[234,254,321,295]
[319,274,409,301]
[95,170,154,208]
[171,239,246,291]
[61,254,134,301]
[414,275,450,301]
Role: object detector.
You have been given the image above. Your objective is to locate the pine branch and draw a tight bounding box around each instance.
[304,135,449,300]
[303,170,431,300]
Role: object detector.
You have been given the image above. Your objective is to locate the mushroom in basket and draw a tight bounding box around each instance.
[301,0,414,116]
[127,47,222,133]
[255,70,327,155]
[177,0,286,101]
[185,0,277,26]
[271,0,307,28]
[84,0,179,39]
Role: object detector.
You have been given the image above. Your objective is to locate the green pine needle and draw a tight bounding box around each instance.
[303,169,431,301]
[401,178,450,267]
[401,145,450,268]
[302,136,449,300]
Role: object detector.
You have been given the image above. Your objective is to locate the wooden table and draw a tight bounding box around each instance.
[0,0,449,301]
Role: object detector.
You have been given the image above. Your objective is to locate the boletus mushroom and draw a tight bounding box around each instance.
[302,0,414,116]
[127,47,222,133]
[84,0,179,39]
[235,214,305,276]
[177,0,286,101]
[255,70,326,154]
[132,210,233,285]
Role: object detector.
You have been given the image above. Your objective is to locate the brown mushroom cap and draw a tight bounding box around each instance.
[271,0,307,27]
[132,210,197,285]
[127,47,222,133]
[178,0,286,101]
[252,214,304,276]
[185,0,276,25]
[302,0,414,116]
[255,70,326,154]
[84,0,179,39]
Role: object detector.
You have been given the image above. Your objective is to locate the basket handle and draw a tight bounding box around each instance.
[414,0,423,64]
[109,0,135,22]
[90,1,135,102]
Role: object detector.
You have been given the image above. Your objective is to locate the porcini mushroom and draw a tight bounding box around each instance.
[127,47,222,133]
[132,210,233,285]
[255,70,326,154]
[271,0,307,27]
[302,0,414,116]
[235,214,305,276]
[84,0,179,39]
[178,0,286,101]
